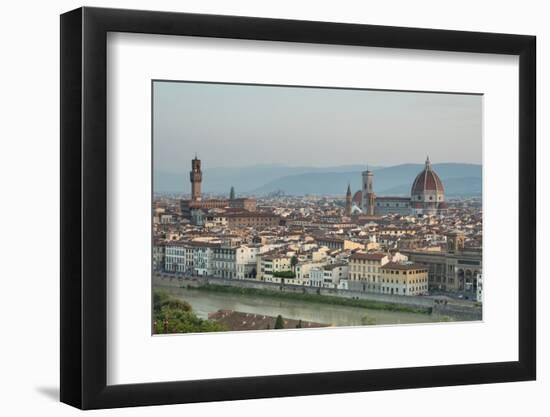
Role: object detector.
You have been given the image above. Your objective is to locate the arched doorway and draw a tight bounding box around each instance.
[457,269,465,291]
[472,270,480,292]
[465,269,473,292]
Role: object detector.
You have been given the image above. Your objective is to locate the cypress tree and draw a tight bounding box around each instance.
[274,314,284,329]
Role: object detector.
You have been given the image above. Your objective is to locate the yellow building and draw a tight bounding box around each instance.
[380,262,428,296]
[348,252,389,293]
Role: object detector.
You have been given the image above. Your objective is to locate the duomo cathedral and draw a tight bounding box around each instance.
[347,156,447,216]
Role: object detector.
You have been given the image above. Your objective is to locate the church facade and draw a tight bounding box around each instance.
[353,157,447,216]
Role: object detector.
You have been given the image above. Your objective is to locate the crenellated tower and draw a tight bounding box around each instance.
[190,155,202,201]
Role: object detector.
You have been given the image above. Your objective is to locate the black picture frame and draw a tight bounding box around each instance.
[60,6,536,410]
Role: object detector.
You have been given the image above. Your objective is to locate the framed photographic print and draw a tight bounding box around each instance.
[60,6,536,410]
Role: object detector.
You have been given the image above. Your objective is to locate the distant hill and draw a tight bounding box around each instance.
[154,164,376,194]
[154,163,481,197]
[252,163,482,196]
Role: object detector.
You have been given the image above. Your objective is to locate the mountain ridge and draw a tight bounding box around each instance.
[154,162,481,196]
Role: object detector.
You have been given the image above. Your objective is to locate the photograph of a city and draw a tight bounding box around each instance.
[152,81,483,334]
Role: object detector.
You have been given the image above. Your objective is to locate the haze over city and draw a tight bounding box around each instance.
[153,81,482,174]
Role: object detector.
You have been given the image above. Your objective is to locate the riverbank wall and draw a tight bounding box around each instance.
[154,273,433,308]
[153,273,482,321]
[432,303,483,321]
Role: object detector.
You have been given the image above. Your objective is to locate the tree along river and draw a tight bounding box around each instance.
[157,285,451,327]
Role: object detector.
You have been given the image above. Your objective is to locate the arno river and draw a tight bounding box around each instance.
[157,285,450,327]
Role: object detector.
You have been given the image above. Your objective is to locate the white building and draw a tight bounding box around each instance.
[235,245,261,280]
[153,243,165,272]
[310,263,349,289]
[295,261,327,286]
[160,214,173,224]
[391,252,409,263]
[191,243,215,276]
[309,268,324,288]
[164,243,193,274]
[476,272,483,302]
[212,246,237,279]
[337,279,349,290]
[190,209,205,226]
[204,213,228,228]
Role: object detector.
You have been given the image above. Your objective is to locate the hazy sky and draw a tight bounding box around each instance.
[153,81,482,173]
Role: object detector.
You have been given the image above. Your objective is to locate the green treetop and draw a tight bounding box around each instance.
[274,314,285,329]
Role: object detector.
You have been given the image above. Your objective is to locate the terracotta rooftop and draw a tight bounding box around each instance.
[381,262,428,271]
[350,252,387,261]
[226,212,279,218]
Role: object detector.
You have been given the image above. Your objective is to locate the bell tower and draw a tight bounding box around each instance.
[190,155,202,201]
[362,169,375,215]
[345,184,352,216]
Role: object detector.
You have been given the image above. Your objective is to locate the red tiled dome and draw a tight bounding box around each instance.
[411,157,445,195]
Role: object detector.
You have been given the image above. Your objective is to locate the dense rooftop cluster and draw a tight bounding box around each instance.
[153,193,482,298]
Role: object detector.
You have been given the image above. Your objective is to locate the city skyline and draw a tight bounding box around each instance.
[154,158,482,196]
[152,80,483,334]
[152,153,483,333]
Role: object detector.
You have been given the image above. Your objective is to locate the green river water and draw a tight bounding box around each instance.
[157,285,450,327]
